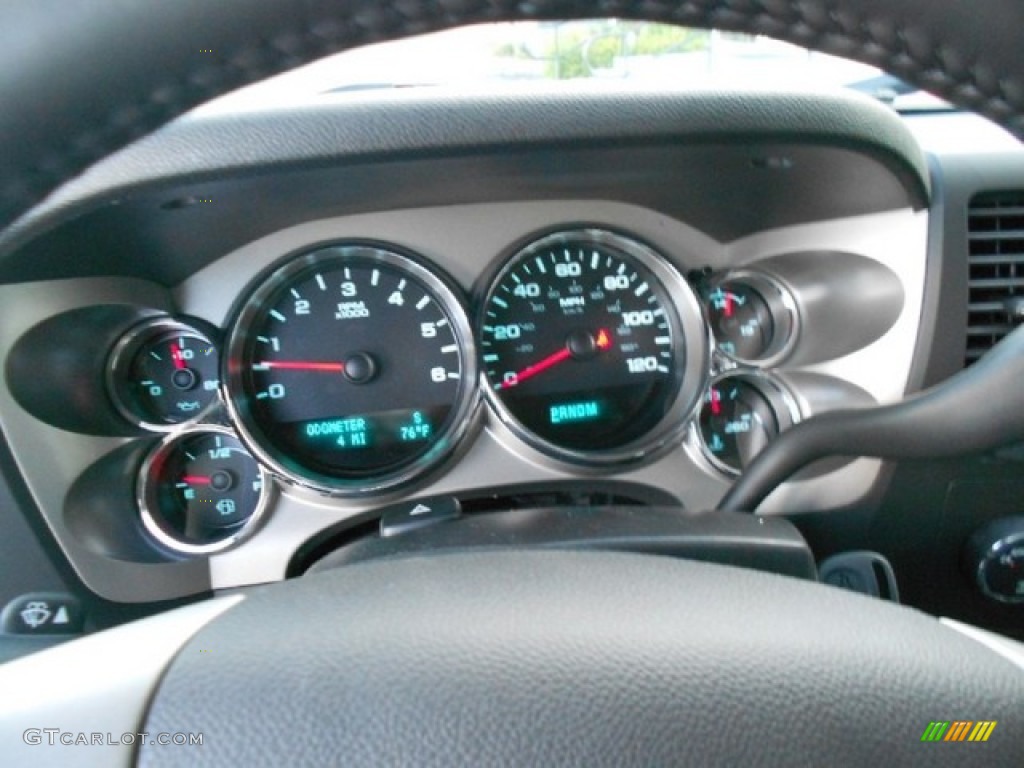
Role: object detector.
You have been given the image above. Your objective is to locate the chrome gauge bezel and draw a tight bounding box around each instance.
[137,426,272,556]
[106,316,222,432]
[706,270,799,368]
[475,228,708,469]
[223,242,480,497]
[688,370,802,478]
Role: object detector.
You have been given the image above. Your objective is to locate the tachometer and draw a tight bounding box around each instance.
[224,243,478,495]
[477,229,707,465]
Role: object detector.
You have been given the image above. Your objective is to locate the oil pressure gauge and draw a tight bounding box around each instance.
[108,317,221,430]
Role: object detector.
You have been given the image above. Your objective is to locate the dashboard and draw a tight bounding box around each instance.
[0,85,1020,640]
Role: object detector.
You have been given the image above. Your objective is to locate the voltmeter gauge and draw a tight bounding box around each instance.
[705,273,797,366]
[108,317,221,430]
[695,373,799,475]
[138,428,270,555]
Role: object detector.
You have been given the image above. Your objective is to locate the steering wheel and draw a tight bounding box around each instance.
[1,2,1023,766]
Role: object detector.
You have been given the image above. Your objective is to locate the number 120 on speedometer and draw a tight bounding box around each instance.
[477,229,706,466]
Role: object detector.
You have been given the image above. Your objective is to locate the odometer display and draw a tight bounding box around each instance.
[225,243,477,494]
[478,229,706,464]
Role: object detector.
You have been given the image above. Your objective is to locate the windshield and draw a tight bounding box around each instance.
[203,20,946,111]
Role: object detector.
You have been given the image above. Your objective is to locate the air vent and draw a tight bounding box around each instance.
[966,191,1024,366]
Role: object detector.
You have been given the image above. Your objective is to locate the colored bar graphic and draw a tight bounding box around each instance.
[968,721,997,742]
[921,720,996,742]
[944,721,972,741]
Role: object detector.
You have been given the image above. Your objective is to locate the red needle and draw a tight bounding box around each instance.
[710,388,722,415]
[256,360,346,372]
[497,329,613,390]
[172,341,186,370]
[498,347,572,390]
[724,293,734,318]
[182,475,211,485]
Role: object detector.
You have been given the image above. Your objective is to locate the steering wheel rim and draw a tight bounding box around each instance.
[0,1,1023,766]
[138,551,1023,767]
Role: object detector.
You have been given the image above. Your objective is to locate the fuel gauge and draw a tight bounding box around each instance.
[108,317,221,430]
[138,428,270,554]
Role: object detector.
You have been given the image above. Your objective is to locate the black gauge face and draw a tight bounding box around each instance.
[479,230,693,461]
[110,321,220,429]
[140,430,267,554]
[225,244,476,493]
[697,378,780,473]
[704,275,796,364]
[706,282,774,361]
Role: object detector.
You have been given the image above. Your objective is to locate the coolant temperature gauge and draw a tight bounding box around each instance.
[696,374,798,475]
[139,428,270,554]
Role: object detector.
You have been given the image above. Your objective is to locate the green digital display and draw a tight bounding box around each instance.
[300,409,436,450]
[303,417,371,449]
[549,400,602,425]
[398,410,433,443]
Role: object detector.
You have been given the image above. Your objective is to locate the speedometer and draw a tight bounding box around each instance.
[477,229,707,465]
[224,243,478,495]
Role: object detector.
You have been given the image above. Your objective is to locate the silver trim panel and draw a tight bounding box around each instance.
[0,201,928,600]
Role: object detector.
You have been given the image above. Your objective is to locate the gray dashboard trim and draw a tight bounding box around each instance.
[0,200,927,602]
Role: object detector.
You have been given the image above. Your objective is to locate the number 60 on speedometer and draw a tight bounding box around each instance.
[476,229,707,466]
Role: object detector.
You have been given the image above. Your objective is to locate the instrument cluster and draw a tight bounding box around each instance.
[4,223,903,559]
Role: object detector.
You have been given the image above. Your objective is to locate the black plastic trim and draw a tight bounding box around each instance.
[0,89,929,284]
[308,507,817,581]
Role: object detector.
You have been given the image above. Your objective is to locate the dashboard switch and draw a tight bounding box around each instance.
[380,497,461,538]
[1,593,84,635]
[964,517,1024,604]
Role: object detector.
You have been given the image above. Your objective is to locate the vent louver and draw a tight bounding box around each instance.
[966,191,1024,366]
